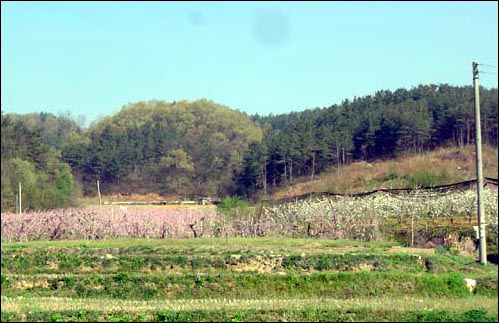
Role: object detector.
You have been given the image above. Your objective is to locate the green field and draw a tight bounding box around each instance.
[1,238,498,322]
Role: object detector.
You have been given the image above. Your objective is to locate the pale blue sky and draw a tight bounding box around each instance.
[2,1,498,126]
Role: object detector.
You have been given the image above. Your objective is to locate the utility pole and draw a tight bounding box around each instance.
[19,182,22,215]
[97,180,102,209]
[472,61,487,265]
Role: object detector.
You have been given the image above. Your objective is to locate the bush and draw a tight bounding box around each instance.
[403,170,450,188]
[217,196,249,212]
[113,273,129,284]
[461,309,498,322]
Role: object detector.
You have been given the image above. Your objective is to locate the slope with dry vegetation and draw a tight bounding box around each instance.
[273,145,498,200]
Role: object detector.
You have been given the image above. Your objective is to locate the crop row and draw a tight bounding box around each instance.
[1,206,216,242]
[3,270,496,300]
[263,187,498,241]
[1,248,437,275]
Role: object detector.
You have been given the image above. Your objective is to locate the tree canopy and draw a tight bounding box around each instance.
[62,99,263,197]
[1,111,80,212]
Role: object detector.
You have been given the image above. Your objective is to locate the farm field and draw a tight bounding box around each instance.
[1,237,498,322]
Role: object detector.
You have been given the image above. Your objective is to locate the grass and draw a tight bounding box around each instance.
[2,307,497,323]
[2,296,497,315]
[0,236,396,251]
[1,237,498,322]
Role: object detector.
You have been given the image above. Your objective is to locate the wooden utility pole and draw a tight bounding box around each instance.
[97,180,102,209]
[18,182,22,215]
[472,61,487,265]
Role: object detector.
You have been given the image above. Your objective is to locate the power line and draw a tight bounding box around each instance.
[478,63,498,68]
[479,71,498,75]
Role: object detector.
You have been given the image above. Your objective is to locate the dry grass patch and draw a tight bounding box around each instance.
[274,145,498,199]
[2,296,497,315]
[388,246,435,256]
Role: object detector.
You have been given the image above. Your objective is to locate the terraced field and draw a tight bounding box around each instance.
[1,238,497,322]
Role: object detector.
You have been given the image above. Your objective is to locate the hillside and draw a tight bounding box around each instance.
[239,84,498,198]
[273,145,499,201]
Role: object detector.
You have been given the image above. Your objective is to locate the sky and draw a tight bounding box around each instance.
[1,1,498,126]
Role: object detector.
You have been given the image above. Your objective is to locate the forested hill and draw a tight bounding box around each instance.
[239,84,497,197]
[62,99,263,197]
[1,84,498,211]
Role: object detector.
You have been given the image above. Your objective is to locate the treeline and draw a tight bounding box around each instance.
[1,84,497,211]
[1,112,82,211]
